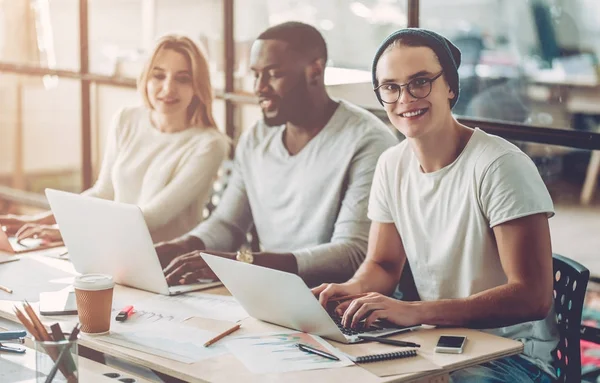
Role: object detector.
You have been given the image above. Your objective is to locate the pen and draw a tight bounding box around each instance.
[50,323,77,375]
[297,343,340,361]
[44,323,80,383]
[203,323,241,347]
[115,305,135,322]
[0,284,13,294]
[358,335,421,348]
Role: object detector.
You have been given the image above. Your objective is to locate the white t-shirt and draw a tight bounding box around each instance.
[84,106,229,243]
[368,128,558,374]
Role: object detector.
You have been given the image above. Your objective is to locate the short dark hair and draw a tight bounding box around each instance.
[257,22,327,63]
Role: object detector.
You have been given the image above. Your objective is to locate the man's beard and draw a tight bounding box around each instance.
[263,77,311,127]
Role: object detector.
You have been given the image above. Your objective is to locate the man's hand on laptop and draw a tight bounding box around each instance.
[337,292,421,329]
[163,251,218,286]
[155,235,205,269]
[312,282,364,310]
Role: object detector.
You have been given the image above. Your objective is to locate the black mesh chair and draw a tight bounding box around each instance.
[552,253,589,383]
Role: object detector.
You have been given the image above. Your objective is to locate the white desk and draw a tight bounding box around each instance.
[0,252,524,383]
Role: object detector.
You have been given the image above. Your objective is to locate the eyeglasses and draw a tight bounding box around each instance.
[374,71,444,104]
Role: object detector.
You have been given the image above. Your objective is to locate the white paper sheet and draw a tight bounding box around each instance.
[132,292,249,323]
[95,321,227,364]
[226,331,353,374]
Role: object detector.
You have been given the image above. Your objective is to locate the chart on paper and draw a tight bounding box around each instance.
[109,292,249,325]
[226,332,352,374]
[134,292,249,322]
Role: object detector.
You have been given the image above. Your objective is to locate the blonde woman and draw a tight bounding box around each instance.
[1,34,229,243]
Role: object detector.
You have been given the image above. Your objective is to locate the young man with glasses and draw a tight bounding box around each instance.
[314,29,557,382]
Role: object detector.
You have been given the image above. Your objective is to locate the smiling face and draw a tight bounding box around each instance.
[146,48,195,118]
[376,44,455,139]
[249,39,312,127]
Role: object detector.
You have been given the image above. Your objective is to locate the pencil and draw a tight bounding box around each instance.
[22,301,52,341]
[331,293,369,302]
[13,306,41,340]
[203,323,241,347]
[0,284,13,294]
[21,302,74,380]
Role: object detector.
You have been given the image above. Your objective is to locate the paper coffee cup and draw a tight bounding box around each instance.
[73,274,114,334]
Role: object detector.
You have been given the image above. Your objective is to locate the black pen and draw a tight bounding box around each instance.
[358,335,420,348]
[297,343,340,361]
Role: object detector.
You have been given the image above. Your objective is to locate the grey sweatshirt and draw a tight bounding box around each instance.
[190,100,397,286]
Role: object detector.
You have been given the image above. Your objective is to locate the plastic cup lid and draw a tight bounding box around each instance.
[73,273,114,291]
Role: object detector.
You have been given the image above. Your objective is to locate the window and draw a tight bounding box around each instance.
[420,0,600,131]
[234,0,408,92]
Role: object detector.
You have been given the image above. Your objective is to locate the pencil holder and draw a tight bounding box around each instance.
[34,337,79,383]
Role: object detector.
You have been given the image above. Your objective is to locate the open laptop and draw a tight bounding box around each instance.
[200,253,421,344]
[45,188,221,295]
[0,227,63,254]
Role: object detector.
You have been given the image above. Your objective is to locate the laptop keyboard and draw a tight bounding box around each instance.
[329,312,377,336]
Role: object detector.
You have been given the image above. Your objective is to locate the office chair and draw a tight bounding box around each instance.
[552,253,590,382]
[203,160,260,252]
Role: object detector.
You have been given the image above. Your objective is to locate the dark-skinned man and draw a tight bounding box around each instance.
[155,22,396,287]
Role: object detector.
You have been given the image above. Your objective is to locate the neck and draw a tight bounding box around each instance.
[150,111,189,133]
[409,115,473,173]
[284,93,337,155]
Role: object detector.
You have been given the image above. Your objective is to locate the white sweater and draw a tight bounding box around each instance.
[83,106,229,242]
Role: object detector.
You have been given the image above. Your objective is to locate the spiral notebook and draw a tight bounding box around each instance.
[347,349,417,363]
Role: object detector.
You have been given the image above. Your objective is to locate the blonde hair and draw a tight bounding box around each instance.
[138,34,217,128]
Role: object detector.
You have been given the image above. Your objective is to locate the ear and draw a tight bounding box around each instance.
[305,58,325,86]
[448,88,455,101]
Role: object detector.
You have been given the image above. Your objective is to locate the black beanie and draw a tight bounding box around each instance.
[371,28,462,109]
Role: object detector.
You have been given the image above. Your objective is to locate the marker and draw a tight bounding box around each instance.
[115,305,134,322]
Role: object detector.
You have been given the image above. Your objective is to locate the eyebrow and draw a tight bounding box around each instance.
[152,67,191,75]
[379,70,436,84]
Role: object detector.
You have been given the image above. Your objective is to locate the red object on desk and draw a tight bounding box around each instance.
[115,305,134,322]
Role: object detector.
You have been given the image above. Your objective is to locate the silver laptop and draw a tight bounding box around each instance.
[200,253,420,344]
[45,189,220,295]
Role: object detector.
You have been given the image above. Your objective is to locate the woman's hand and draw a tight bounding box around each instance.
[0,215,34,236]
[15,223,63,244]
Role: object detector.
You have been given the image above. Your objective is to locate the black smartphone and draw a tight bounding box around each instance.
[434,335,467,354]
